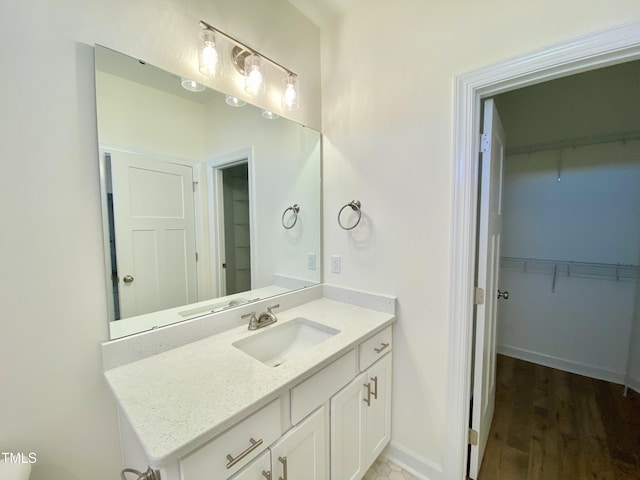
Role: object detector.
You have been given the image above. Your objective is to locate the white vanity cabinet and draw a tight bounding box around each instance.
[331,327,393,480]
[110,306,396,480]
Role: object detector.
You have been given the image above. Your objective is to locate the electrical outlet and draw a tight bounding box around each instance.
[307,253,316,270]
[331,255,341,273]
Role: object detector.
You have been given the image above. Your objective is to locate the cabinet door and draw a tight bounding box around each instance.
[229,450,271,480]
[270,406,327,480]
[330,372,367,480]
[365,353,392,466]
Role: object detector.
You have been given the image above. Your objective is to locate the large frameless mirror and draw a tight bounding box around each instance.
[95,45,321,339]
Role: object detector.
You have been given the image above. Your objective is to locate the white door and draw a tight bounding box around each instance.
[270,406,327,480]
[330,373,367,480]
[110,150,197,318]
[469,99,507,478]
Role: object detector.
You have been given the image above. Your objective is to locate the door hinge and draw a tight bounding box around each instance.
[474,287,485,305]
[480,133,490,153]
[469,428,479,446]
[195,252,199,262]
[192,181,199,192]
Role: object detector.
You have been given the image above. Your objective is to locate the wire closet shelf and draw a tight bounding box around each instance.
[501,256,640,293]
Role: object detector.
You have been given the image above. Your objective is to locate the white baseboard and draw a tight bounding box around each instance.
[383,441,444,480]
[497,345,626,384]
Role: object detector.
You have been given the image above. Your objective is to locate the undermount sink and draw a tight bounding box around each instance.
[232,318,340,367]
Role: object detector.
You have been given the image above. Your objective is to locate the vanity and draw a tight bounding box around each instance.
[103,286,396,480]
[95,39,394,480]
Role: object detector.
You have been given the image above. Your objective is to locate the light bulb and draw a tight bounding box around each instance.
[244,53,265,96]
[282,75,300,110]
[199,30,220,77]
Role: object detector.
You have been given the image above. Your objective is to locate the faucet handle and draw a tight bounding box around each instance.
[267,304,280,313]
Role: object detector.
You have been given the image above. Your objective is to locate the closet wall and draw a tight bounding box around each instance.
[494,61,640,390]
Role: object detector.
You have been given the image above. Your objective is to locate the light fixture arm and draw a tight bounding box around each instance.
[199,20,297,79]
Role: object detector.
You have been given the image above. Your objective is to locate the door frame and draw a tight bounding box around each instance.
[98,145,203,320]
[206,147,256,298]
[445,20,640,479]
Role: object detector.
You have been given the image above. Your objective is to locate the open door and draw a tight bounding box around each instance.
[109,150,198,318]
[468,98,508,478]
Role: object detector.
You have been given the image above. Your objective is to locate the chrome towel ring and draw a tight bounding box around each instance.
[121,467,161,480]
[281,204,300,229]
[338,200,362,230]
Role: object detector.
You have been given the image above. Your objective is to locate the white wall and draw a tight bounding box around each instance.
[96,71,207,161]
[0,1,320,479]
[318,2,640,479]
[497,144,640,379]
[204,93,322,290]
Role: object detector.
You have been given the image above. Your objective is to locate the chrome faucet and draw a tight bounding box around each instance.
[243,304,280,330]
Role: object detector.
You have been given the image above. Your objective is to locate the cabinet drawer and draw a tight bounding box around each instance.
[180,399,281,480]
[359,326,392,371]
[290,349,356,425]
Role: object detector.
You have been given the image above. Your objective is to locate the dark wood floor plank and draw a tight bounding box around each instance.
[477,355,640,480]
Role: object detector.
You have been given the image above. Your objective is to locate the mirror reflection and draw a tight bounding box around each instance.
[95,46,321,339]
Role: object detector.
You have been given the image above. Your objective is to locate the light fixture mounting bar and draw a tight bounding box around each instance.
[199,20,297,77]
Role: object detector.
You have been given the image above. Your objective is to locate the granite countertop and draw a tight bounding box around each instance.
[104,297,395,468]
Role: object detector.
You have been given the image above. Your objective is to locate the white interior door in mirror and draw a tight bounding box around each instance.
[110,150,197,318]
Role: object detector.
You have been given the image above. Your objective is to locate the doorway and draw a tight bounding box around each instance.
[207,147,256,299]
[446,20,640,480]
[220,163,251,295]
[470,62,640,478]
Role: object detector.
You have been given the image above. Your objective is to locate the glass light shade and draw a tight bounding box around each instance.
[225,95,246,107]
[282,75,300,110]
[181,77,205,92]
[244,53,266,96]
[262,110,279,120]
[199,30,220,77]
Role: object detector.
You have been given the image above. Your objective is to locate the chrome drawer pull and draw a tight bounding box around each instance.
[363,382,371,406]
[374,342,390,354]
[278,456,288,480]
[262,470,272,480]
[226,438,263,469]
[371,375,378,400]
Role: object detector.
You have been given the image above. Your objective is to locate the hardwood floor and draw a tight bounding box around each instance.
[478,355,640,480]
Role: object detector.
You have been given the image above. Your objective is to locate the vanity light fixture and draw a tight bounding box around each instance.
[225,95,246,107]
[199,20,300,108]
[199,29,220,77]
[262,110,279,119]
[181,77,205,92]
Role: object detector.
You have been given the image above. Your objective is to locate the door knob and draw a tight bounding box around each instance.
[497,290,509,300]
[123,275,134,284]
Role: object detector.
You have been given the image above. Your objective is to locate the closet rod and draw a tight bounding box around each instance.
[501,256,640,283]
[506,130,640,156]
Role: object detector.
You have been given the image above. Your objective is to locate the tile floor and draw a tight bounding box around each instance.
[363,457,419,480]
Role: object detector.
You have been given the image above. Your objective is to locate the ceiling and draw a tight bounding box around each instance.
[287,0,352,28]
